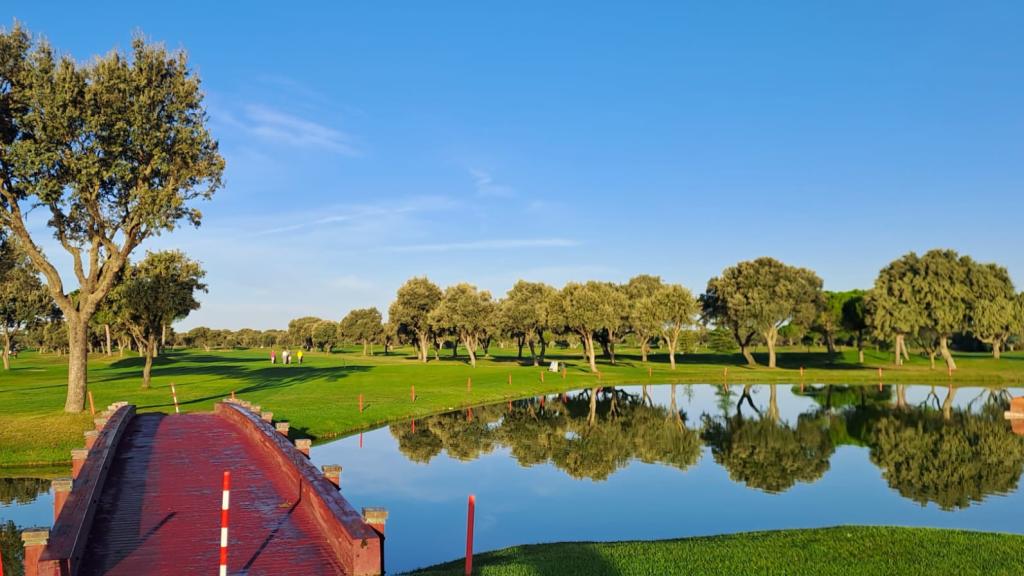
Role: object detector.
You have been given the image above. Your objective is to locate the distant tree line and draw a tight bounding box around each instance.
[156,249,1024,373]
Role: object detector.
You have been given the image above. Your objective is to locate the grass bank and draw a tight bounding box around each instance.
[2,345,1023,467]
[406,526,1024,576]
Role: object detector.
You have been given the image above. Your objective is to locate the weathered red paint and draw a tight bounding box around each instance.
[215,403,383,575]
[34,402,382,576]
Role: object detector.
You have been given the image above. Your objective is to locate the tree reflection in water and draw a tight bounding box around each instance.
[0,477,50,506]
[390,384,1024,508]
[390,385,702,480]
[702,384,835,493]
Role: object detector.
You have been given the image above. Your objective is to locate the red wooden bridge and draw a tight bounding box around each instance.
[20,399,385,576]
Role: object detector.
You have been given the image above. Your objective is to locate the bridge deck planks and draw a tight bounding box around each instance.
[78,413,346,575]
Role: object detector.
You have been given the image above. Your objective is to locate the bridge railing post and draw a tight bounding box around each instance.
[21,528,49,576]
[323,464,342,489]
[295,439,311,457]
[362,507,388,535]
[51,478,72,522]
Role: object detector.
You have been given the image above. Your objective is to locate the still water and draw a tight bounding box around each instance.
[3,384,1023,574]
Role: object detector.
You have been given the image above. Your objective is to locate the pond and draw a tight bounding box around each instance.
[2,384,1023,574]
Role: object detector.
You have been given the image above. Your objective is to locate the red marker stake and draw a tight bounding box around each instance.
[465,494,476,576]
[88,391,96,416]
[411,385,416,402]
[359,394,364,413]
[359,432,363,449]
[219,471,230,576]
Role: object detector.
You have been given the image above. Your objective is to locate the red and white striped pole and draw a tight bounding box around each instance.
[171,383,180,414]
[219,471,230,576]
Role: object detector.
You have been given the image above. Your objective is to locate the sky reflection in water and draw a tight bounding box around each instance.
[3,384,1023,573]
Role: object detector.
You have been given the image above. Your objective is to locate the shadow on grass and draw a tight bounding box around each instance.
[409,542,621,575]
[134,364,372,410]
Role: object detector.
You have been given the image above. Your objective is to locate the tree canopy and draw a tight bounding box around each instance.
[339,308,383,356]
[0,25,223,411]
[702,257,823,367]
[113,250,206,387]
[389,277,442,363]
[429,283,495,367]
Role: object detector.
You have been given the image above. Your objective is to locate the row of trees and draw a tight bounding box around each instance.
[171,249,1022,377]
[386,276,698,371]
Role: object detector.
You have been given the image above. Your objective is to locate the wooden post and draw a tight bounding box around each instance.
[88,391,96,416]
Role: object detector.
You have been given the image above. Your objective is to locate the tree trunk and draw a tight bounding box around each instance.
[587,387,598,425]
[668,334,678,370]
[418,333,429,362]
[584,334,598,373]
[929,351,936,370]
[896,384,907,410]
[640,336,649,363]
[938,336,957,371]
[901,338,910,361]
[942,384,956,421]
[142,337,156,389]
[161,323,167,349]
[363,340,369,356]
[517,336,524,359]
[609,341,616,365]
[65,318,89,413]
[893,335,904,366]
[2,331,9,370]
[528,341,537,366]
[764,328,778,368]
[466,337,477,367]
[539,338,547,364]
[993,340,1002,359]
[451,339,458,358]
[104,324,112,356]
[768,384,779,422]
[740,344,756,366]
[825,333,836,355]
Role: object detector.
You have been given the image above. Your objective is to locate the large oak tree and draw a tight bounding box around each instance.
[702,257,823,368]
[389,277,442,362]
[0,27,223,411]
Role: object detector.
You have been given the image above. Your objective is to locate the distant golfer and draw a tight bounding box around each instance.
[297,350,304,364]
[271,350,276,364]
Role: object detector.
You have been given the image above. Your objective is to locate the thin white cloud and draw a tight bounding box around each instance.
[379,238,581,253]
[246,195,454,237]
[242,104,360,156]
[469,168,516,198]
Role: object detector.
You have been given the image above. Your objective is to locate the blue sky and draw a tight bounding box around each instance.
[9,1,1024,329]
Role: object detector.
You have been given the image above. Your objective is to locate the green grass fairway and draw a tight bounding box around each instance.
[405,526,1024,576]
[2,345,1023,467]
